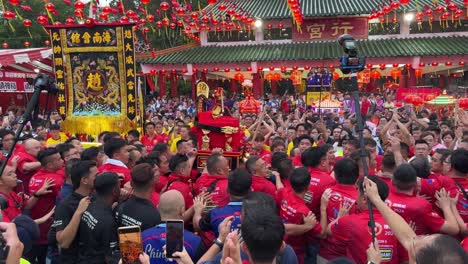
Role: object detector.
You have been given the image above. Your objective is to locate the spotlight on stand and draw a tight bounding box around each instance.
[338,34,365,74]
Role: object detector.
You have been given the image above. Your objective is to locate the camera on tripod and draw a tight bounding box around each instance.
[338,34,366,74]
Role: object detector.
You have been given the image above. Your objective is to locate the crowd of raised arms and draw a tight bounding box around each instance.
[0,91,468,264]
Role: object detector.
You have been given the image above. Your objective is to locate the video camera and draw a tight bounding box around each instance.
[338,34,365,74]
[26,73,59,95]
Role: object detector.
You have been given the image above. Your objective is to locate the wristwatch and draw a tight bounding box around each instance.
[213,238,224,249]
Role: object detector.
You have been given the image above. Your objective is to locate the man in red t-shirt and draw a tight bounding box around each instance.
[98,138,131,185]
[245,156,276,199]
[140,122,158,153]
[291,135,313,167]
[329,176,406,264]
[388,164,459,237]
[13,138,41,194]
[303,146,336,216]
[165,154,195,209]
[319,158,359,261]
[28,147,65,263]
[276,167,322,264]
[250,134,271,163]
[194,153,230,208]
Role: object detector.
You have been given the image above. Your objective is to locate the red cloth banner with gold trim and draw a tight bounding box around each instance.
[48,23,139,135]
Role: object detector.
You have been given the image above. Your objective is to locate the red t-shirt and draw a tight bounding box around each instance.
[305,167,336,216]
[150,191,160,208]
[319,184,358,260]
[251,176,276,199]
[154,175,168,193]
[29,168,64,244]
[166,174,194,209]
[462,238,468,254]
[361,99,370,116]
[375,175,396,194]
[0,191,23,222]
[98,163,131,186]
[276,187,322,264]
[331,210,406,264]
[292,155,302,167]
[14,151,39,195]
[194,174,229,208]
[386,191,445,235]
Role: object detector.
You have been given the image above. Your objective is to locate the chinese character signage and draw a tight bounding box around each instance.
[293,17,368,41]
[48,23,139,135]
[0,71,36,92]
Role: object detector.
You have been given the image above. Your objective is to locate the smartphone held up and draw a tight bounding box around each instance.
[118,226,143,264]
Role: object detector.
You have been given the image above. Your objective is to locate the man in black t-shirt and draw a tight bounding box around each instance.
[78,172,121,264]
[115,163,161,231]
[52,160,97,263]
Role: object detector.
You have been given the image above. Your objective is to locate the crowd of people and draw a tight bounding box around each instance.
[0,91,468,264]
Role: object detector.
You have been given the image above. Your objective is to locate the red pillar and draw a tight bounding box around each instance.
[230,79,237,93]
[170,73,177,98]
[252,73,260,97]
[201,72,207,82]
[407,68,417,87]
[158,72,166,97]
[271,80,278,95]
[191,74,197,100]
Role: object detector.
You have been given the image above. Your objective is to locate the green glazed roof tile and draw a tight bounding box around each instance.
[139,36,468,65]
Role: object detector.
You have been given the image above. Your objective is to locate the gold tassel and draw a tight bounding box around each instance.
[61,115,134,136]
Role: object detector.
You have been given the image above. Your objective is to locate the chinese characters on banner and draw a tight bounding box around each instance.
[48,24,139,134]
[293,17,368,41]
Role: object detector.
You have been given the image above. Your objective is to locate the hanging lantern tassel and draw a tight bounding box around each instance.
[8,21,15,32]
[14,8,24,20]
[46,9,55,24]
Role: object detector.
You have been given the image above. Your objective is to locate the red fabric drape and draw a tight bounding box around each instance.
[146,74,155,91]
[252,73,260,97]
[158,72,166,97]
[271,80,278,95]
[170,73,177,98]
[191,74,197,100]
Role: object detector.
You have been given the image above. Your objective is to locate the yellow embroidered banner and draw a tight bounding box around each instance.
[48,23,138,135]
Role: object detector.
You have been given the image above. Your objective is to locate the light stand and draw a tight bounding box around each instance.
[0,74,58,178]
[337,34,375,243]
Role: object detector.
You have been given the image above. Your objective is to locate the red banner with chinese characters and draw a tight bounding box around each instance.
[0,70,35,92]
[396,88,441,101]
[293,17,368,41]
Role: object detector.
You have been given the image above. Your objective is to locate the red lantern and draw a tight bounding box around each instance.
[391,69,401,79]
[448,3,458,11]
[23,19,32,27]
[224,68,230,72]
[273,73,281,80]
[102,6,112,14]
[202,16,209,23]
[278,23,283,29]
[436,6,445,13]
[280,66,286,72]
[269,66,275,71]
[379,64,386,70]
[143,27,150,33]
[246,66,252,71]
[213,67,219,72]
[65,17,75,25]
[44,40,51,46]
[332,72,340,81]
[445,61,453,66]
[181,69,188,74]
[120,16,129,23]
[53,21,61,25]
[460,61,466,66]
[141,0,151,4]
[329,65,335,71]
[2,43,8,49]
[45,3,55,12]
[393,63,399,68]
[162,18,170,26]
[400,0,410,5]
[170,23,176,29]
[415,69,423,77]
[160,2,170,11]
[207,0,217,4]
[191,12,199,20]
[24,41,30,47]
[146,15,155,23]
[74,1,85,9]
[8,0,20,5]
[405,63,411,69]
[419,62,425,67]
[257,66,264,72]
[383,6,392,14]
[37,15,49,25]
[3,11,16,20]
[265,73,273,81]
[99,13,108,20]
[395,101,403,107]
[304,65,310,70]
[366,64,373,69]
[234,73,244,81]
[161,69,167,74]
[156,21,163,28]
[227,9,235,15]
[425,9,433,16]
[176,8,185,15]
[202,68,208,73]
[459,98,468,109]
[431,61,439,67]
[292,66,298,70]
[391,1,400,9]
[218,4,227,11]
[74,9,84,18]
[370,70,381,79]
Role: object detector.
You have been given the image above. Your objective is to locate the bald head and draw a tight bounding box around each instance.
[158,190,185,219]
[25,139,41,157]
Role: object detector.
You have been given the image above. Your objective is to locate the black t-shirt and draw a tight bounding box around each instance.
[114,195,161,231]
[51,192,85,263]
[78,199,119,264]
